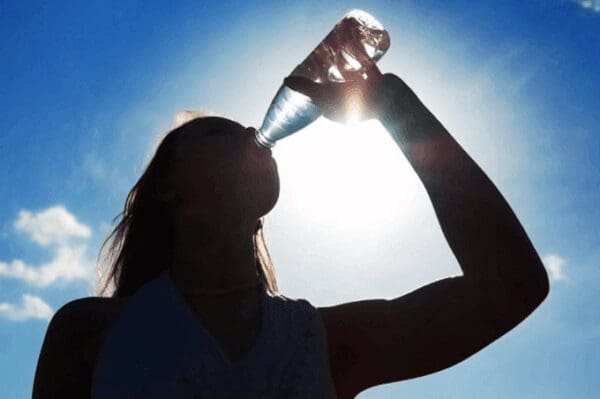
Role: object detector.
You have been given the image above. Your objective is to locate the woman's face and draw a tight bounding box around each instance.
[168,117,279,225]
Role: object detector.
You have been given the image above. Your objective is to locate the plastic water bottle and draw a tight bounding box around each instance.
[254,9,390,148]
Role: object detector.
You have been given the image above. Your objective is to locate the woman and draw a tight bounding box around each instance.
[33,66,549,398]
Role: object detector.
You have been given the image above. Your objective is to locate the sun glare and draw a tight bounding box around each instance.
[343,91,364,125]
[272,117,425,235]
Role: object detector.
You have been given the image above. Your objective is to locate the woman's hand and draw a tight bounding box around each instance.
[284,64,386,124]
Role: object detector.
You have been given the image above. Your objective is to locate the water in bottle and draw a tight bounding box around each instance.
[254,9,390,148]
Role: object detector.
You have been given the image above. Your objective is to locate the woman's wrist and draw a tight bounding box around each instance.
[374,74,438,144]
[374,74,425,126]
[374,74,412,116]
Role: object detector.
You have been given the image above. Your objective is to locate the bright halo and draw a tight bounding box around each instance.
[271,117,426,235]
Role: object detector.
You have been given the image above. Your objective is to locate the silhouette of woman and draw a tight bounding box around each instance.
[33,65,549,398]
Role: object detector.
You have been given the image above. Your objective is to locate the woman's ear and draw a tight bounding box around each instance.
[154,179,176,202]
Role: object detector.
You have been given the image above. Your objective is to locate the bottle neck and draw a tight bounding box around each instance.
[254,127,276,149]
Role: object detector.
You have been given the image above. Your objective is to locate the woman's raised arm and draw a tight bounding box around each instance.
[287,72,549,398]
[377,72,549,304]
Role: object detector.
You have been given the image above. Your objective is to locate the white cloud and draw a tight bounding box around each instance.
[14,206,91,247]
[542,254,567,282]
[0,294,54,321]
[572,0,600,12]
[0,206,94,287]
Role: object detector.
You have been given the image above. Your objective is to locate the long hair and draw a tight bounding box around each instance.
[97,116,279,297]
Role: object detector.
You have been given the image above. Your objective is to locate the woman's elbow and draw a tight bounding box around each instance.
[528,264,550,308]
[509,260,550,318]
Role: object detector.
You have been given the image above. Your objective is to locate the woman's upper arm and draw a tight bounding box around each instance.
[32,298,115,398]
[318,276,537,398]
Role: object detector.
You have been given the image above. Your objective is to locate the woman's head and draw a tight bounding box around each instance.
[166,117,279,227]
[99,116,280,297]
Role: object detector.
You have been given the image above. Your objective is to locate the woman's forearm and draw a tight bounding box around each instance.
[376,74,549,308]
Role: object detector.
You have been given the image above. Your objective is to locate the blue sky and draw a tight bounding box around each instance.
[1,0,599,397]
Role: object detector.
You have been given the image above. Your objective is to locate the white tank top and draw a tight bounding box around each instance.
[91,271,338,398]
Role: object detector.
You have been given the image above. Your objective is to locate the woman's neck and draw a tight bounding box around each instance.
[169,219,260,294]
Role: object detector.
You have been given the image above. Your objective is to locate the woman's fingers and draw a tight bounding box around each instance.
[284,76,347,117]
[283,76,346,110]
[284,76,322,99]
[283,66,384,123]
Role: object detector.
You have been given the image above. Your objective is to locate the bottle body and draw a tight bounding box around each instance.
[255,9,390,148]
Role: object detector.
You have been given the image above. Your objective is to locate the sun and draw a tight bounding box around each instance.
[271,117,425,234]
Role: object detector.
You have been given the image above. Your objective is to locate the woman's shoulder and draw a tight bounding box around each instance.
[51,295,129,332]
[33,296,130,397]
[45,296,130,363]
